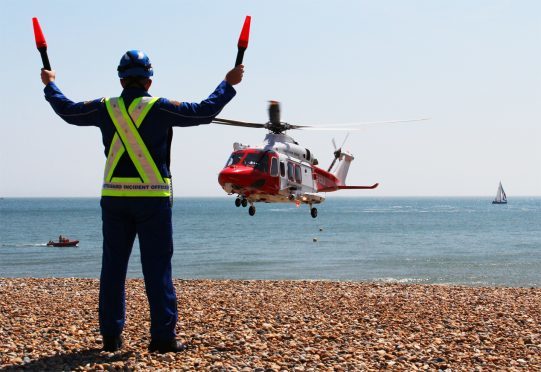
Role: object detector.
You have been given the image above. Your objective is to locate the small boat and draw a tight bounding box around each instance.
[492,182,507,204]
[47,239,79,247]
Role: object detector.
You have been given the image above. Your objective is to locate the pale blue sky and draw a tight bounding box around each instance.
[1,1,540,197]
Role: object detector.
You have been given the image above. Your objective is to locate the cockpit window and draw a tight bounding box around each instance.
[270,157,279,177]
[225,151,244,167]
[243,151,269,173]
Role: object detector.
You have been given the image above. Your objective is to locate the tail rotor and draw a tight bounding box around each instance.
[327,133,350,172]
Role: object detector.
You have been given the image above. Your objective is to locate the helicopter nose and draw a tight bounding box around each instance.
[218,166,254,188]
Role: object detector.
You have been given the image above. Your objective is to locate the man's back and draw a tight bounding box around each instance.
[41,49,244,353]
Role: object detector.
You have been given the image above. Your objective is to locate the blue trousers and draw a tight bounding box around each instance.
[99,197,177,341]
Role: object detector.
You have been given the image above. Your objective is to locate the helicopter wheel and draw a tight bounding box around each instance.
[310,207,318,218]
[248,205,256,216]
[241,198,248,208]
[235,198,241,207]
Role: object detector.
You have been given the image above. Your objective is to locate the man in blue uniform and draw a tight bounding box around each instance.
[40,50,243,353]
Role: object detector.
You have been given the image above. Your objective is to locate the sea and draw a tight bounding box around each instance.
[1,197,540,287]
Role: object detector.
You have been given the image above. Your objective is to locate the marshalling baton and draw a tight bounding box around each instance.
[235,16,251,66]
[32,17,51,70]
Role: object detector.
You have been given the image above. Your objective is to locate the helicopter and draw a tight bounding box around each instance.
[212,101,426,218]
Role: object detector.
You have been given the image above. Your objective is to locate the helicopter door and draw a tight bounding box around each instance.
[301,164,313,190]
[286,161,300,187]
[279,161,287,190]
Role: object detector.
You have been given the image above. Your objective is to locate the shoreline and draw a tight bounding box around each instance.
[3,275,541,288]
[1,278,540,370]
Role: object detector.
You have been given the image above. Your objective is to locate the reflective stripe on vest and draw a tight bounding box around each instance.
[103,97,157,181]
[102,177,171,197]
[102,97,171,197]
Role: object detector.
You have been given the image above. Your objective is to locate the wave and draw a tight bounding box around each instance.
[374,277,430,284]
[1,243,48,248]
[268,208,296,212]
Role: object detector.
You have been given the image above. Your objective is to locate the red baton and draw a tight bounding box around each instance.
[235,16,251,66]
[32,17,51,70]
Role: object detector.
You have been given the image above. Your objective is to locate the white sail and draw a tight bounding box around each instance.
[500,183,507,202]
[493,182,507,204]
[495,183,502,202]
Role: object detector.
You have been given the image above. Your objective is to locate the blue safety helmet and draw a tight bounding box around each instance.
[117,50,154,78]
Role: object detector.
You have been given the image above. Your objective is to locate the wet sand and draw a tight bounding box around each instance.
[1,278,540,370]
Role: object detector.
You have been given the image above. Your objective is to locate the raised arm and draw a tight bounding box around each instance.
[157,65,244,127]
[41,69,102,127]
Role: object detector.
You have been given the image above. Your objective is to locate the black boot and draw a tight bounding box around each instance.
[102,335,123,352]
[148,339,187,353]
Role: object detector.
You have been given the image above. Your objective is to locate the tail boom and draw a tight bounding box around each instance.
[318,183,379,193]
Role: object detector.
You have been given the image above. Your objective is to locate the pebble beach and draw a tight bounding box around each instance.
[1,278,540,371]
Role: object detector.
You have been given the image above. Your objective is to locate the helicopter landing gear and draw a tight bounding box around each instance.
[248,205,256,216]
[236,196,252,213]
[310,207,318,218]
[236,196,248,208]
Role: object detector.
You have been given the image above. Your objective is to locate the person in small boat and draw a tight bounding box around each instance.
[58,235,63,243]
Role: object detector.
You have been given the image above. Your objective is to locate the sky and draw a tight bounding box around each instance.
[0,0,540,197]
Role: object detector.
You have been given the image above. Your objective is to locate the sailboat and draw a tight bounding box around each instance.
[492,182,507,204]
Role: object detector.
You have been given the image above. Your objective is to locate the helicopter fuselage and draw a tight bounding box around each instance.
[217,133,376,217]
[211,98,399,217]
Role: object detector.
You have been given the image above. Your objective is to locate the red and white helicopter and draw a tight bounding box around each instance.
[213,101,426,217]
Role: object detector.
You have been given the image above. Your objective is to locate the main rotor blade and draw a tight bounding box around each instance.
[285,123,311,130]
[212,117,428,131]
[297,117,430,130]
[212,118,266,129]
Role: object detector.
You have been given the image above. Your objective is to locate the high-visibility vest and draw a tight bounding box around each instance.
[102,96,171,197]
